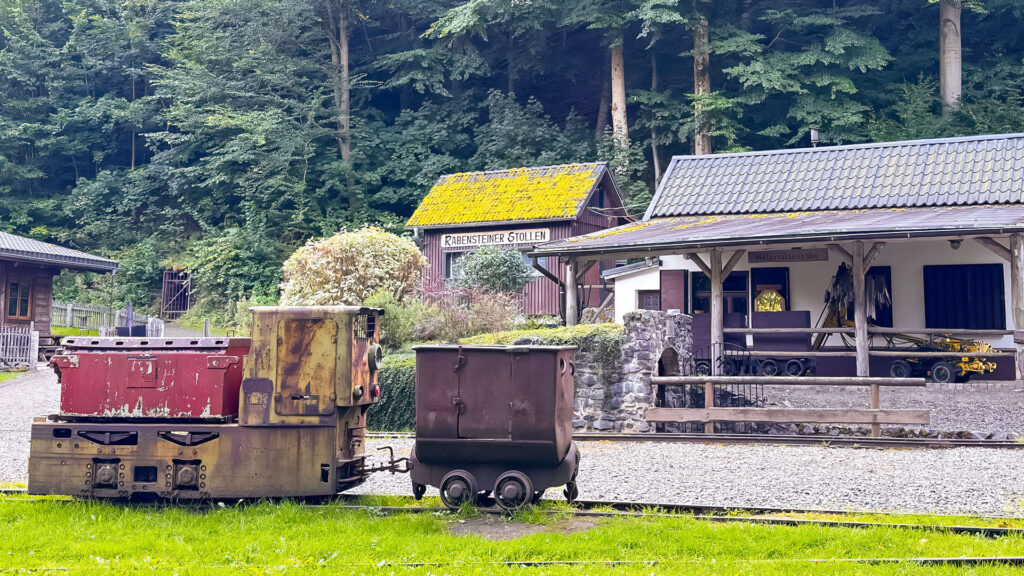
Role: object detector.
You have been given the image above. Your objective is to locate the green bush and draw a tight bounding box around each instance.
[367,354,416,431]
[363,291,423,351]
[460,323,624,366]
[450,245,534,293]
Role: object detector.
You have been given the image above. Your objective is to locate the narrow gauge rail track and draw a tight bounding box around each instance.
[367,431,1024,449]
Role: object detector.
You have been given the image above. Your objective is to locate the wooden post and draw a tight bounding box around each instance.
[203,318,211,337]
[709,249,723,377]
[565,259,578,327]
[1011,234,1024,381]
[851,241,878,436]
[704,380,715,434]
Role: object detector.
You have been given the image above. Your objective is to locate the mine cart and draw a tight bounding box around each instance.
[28,306,387,500]
[409,345,581,510]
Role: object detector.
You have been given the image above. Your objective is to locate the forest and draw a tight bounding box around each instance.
[2,0,1024,319]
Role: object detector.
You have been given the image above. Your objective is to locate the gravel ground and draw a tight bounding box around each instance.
[763,381,1024,437]
[0,369,60,483]
[354,437,1024,517]
[4,370,1023,517]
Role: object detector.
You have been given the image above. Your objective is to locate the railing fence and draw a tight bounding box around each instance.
[0,324,38,370]
[51,301,164,337]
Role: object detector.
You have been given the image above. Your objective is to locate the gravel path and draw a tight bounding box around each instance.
[4,370,1023,517]
[0,369,60,483]
[354,438,1024,517]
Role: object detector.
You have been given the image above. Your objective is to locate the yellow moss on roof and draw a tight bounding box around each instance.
[406,163,604,228]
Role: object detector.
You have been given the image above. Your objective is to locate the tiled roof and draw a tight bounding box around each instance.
[533,205,1024,258]
[406,162,611,228]
[646,133,1024,218]
[0,232,118,272]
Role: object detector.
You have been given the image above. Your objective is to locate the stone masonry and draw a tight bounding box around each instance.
[573,310,692,432]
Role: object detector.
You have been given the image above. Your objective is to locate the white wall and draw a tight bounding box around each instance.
[610,238,1016,347]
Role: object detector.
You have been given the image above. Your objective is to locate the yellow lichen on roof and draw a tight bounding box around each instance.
[406,163,602,227]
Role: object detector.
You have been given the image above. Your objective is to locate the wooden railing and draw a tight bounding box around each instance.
[647,375,929,436]
[0,324,38,370]
[52,301,164,336]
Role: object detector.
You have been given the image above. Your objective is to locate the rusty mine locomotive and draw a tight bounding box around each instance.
[27,306,580,511]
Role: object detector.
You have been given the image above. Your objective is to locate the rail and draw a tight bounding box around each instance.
[648,375,929,436]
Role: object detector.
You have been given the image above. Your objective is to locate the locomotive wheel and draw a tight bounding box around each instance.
[889,359,912,379]
[412,481,427,501]
[439,470,478,509]
[929,361,956,384]
[563,480,579,503]
[760,359,779,376]
[695,360,712,376]
[493,471,534,511]
[784,359,804,376]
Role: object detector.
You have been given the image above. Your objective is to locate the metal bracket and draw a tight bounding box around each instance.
[358,446,411,475]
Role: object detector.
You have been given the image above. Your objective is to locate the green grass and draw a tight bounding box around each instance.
[1,497,1022,575]
[0,371,21,383]
[50,326,99,336]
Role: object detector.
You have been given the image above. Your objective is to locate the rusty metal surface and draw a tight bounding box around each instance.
[533,205,1024,257]
[54,341,250,419]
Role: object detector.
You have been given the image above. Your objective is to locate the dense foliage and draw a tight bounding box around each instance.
[279,227,427,306]
[367,354,416,431]
[4,0,1024,314]
[450,245,535,293]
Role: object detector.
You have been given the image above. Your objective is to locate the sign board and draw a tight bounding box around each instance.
[441,228,550,249]
[748,248,829,264]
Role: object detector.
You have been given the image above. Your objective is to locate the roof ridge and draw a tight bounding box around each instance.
[435,161,606,182]
[666,132,1024,162]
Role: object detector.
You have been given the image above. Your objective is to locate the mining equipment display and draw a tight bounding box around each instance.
[28,306,387,500]
[409,345,580,510]
[27,307,582,510]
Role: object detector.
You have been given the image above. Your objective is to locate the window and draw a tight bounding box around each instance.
[7,281,31,319]
[443,252,466,279]
[638,290,661,311]
[523,253,549,276]
[751,267,789,312]
[691,271,748,317]
[923,264,1005,330]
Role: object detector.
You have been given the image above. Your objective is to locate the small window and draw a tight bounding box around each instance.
[923,264,1005,330]
[751,268,789,312]
[523,253,549,276]
[638,290,661,311]
[443,252,466,279]
[7,281,31,320]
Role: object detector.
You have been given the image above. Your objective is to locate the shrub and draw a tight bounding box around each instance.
[450,245,535,293]
[461,323,624,367]
[183,227,284,315]
[368,354,416,431]
[233,290,280,336]
[363,291,423,350]
[413,284,519,342]
[280,227,428,306]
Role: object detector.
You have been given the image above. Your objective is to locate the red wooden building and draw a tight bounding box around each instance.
[406,163,626,316]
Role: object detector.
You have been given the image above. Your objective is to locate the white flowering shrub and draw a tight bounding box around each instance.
[279,227,428,306]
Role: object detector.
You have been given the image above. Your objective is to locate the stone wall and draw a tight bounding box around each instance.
[573,310,692,432]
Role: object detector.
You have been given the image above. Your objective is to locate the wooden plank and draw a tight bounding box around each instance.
[1012,234,1024,332]
[976,236,1012,262]
[710,249,723,376]
[827,243,853,264]
[721,249,746,277]
[651,376,927,387]
[703,381,714,433]
[852,241,877,437]
[863,242,885,269]
[724,327,855,334]
[866,327,1014,336]
[565,259,578,327]
[686,253,711,276]
[645,407,931,425]
[741,350,856,357]
[868,350,1014,357]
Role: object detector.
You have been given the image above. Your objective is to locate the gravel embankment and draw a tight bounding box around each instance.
[354,437,1024,517]
[4,370,1023,517]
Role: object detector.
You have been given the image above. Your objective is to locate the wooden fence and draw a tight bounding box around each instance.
[648,375,929,437]
[0,324,38,370]
[52,301,164,337]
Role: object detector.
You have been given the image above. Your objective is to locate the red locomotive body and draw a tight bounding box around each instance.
[51,337,251,420]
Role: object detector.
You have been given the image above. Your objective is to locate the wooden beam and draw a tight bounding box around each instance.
[651,376,927,387]
[863,242,885,269]
[685,253,712,276]
[721,249,746,277]
[710,249,723,377]
[579,260,597,277]
[827,243,853,264]
[645,408,931,426]
[565,259,578,327]
[1011,234,1024,331]
[975,237,1012,262]
[532,261,562,287]
[851,240,878,436]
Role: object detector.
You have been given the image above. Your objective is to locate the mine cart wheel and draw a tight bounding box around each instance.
[760,359,779,377]
[412,481,427,501]
[563,480,579,503]
[494,471,534,511]
[531,490,546,504]
[695,360,712,376]
[889,359,913,379]
[929,361,956,384]
[439,470,478,509]
[784,359,804,376]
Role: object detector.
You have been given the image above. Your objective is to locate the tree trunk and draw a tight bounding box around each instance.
[322,0,352,162]
[650,52,661,183]
[692,3,711,155]
[939,0,962,112]
[610,31,628,147]
[595,72,610,140]
[507,34,516,94]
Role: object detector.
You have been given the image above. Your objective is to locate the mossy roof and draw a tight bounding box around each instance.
[406,162,612,229]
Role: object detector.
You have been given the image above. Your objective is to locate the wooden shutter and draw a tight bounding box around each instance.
[660,270,687,312]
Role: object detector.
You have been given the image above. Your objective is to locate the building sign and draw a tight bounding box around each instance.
[441,228,550,249]
[748,248,828,264]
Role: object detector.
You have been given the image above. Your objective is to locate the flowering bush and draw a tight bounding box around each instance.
[280,227,428,306]
[413,283,520,342]
[451,245,535,294]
